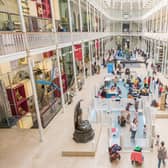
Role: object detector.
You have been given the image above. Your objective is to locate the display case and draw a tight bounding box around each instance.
[40,99,61,128]
[53,73,67,97]
[0,12,21,31]
[21,0,30,16]
[0,80,15,128]
[6,83,29,117]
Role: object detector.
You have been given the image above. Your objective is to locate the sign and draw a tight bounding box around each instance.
[74,44,82,61]
[107,63,114,73]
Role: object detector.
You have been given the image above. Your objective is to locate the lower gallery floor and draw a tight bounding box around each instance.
[0,62,168,168]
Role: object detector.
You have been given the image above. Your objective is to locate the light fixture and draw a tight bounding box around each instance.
[123,14,129,19]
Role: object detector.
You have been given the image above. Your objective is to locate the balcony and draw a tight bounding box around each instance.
[0,32,112,60]
[0,31,167,62]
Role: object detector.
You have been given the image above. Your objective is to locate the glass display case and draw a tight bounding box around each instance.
[59,0,69,32]
[33,54,63,128]
[0,12,21,31]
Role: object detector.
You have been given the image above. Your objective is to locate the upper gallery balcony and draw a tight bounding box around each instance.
[0,31,167,62]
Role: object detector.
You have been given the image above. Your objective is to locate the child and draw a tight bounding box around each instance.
[143,124,147,137]
[155,134,160,146]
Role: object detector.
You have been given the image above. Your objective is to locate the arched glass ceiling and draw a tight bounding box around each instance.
[102,0,160,20]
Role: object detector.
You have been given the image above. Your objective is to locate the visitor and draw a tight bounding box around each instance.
[85,67,88,77]
[157,141,167,168]
[148,76,151,89]
[103,57,106,67]
[143,124,147,137]
[130,118,138,139]
[134,98,139,112]
[155,134,160,146]
[125,103,131,123]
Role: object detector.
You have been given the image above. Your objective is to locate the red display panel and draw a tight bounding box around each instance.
[95,39,100,49]
[74,44,82,61]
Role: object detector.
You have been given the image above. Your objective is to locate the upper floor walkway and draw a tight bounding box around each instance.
[0,32,167,62]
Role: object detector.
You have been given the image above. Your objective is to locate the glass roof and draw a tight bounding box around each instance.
[102,0,159,20]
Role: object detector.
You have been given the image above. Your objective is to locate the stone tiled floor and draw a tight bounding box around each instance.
[0,62,168,168]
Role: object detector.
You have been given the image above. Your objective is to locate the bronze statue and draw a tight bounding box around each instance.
[73,100,95,143]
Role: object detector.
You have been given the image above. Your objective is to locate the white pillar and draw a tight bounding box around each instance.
[93,7,96,32]
[28,58,44,142]
[164,45,168,74]
[49,0,56,32]
[89,41,92,76]
[97,12,100,32]
[161,44,165,73]
[86,1,89,32]
[113,21,115,32]
[155,14,158,32]
[72,45,78,91]
[17,0,26,32]
[17,0,44,142]
[82,42,86,82]
[101,13,103,32]
[56,49,65,112]
[165,5,168,32]
[89,3,91,32]
[68,0,72,32]
[50,0,65,112]
[79,0,83,32]
[154,40,157,64]
[159,8,162,32]
[156,41,160,63]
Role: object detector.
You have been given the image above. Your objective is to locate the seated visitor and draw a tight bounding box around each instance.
[140,88,149,96]
[128,94,134,99]
[125,68,130,75]
[117,87,122,95]
[151,100,159,107]
[144,77,148,88]
[111,86,116,91]
[101,89,106,98]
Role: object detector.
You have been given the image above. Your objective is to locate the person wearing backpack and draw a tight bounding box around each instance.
[158,141,167,168]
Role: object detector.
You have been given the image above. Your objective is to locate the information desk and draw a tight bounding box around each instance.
[104,89,118,98]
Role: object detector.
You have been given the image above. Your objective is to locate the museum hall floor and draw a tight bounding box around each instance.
[0,62,168,168]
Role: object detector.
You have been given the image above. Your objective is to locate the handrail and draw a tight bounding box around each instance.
[0,32,168,57]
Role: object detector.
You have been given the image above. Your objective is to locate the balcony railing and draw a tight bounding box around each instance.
[0,32,167,57]
[0,32,25,56]
[0,32,113,56]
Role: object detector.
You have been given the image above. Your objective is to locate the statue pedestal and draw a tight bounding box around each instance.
[73,120,95,143]
[62,124,101,157]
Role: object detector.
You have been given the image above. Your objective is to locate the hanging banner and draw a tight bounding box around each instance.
[95,39,100,49]
[74,44,82,61]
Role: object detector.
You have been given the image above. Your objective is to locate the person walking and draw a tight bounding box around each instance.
[158,141,167,168]
[130,118,138,139]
